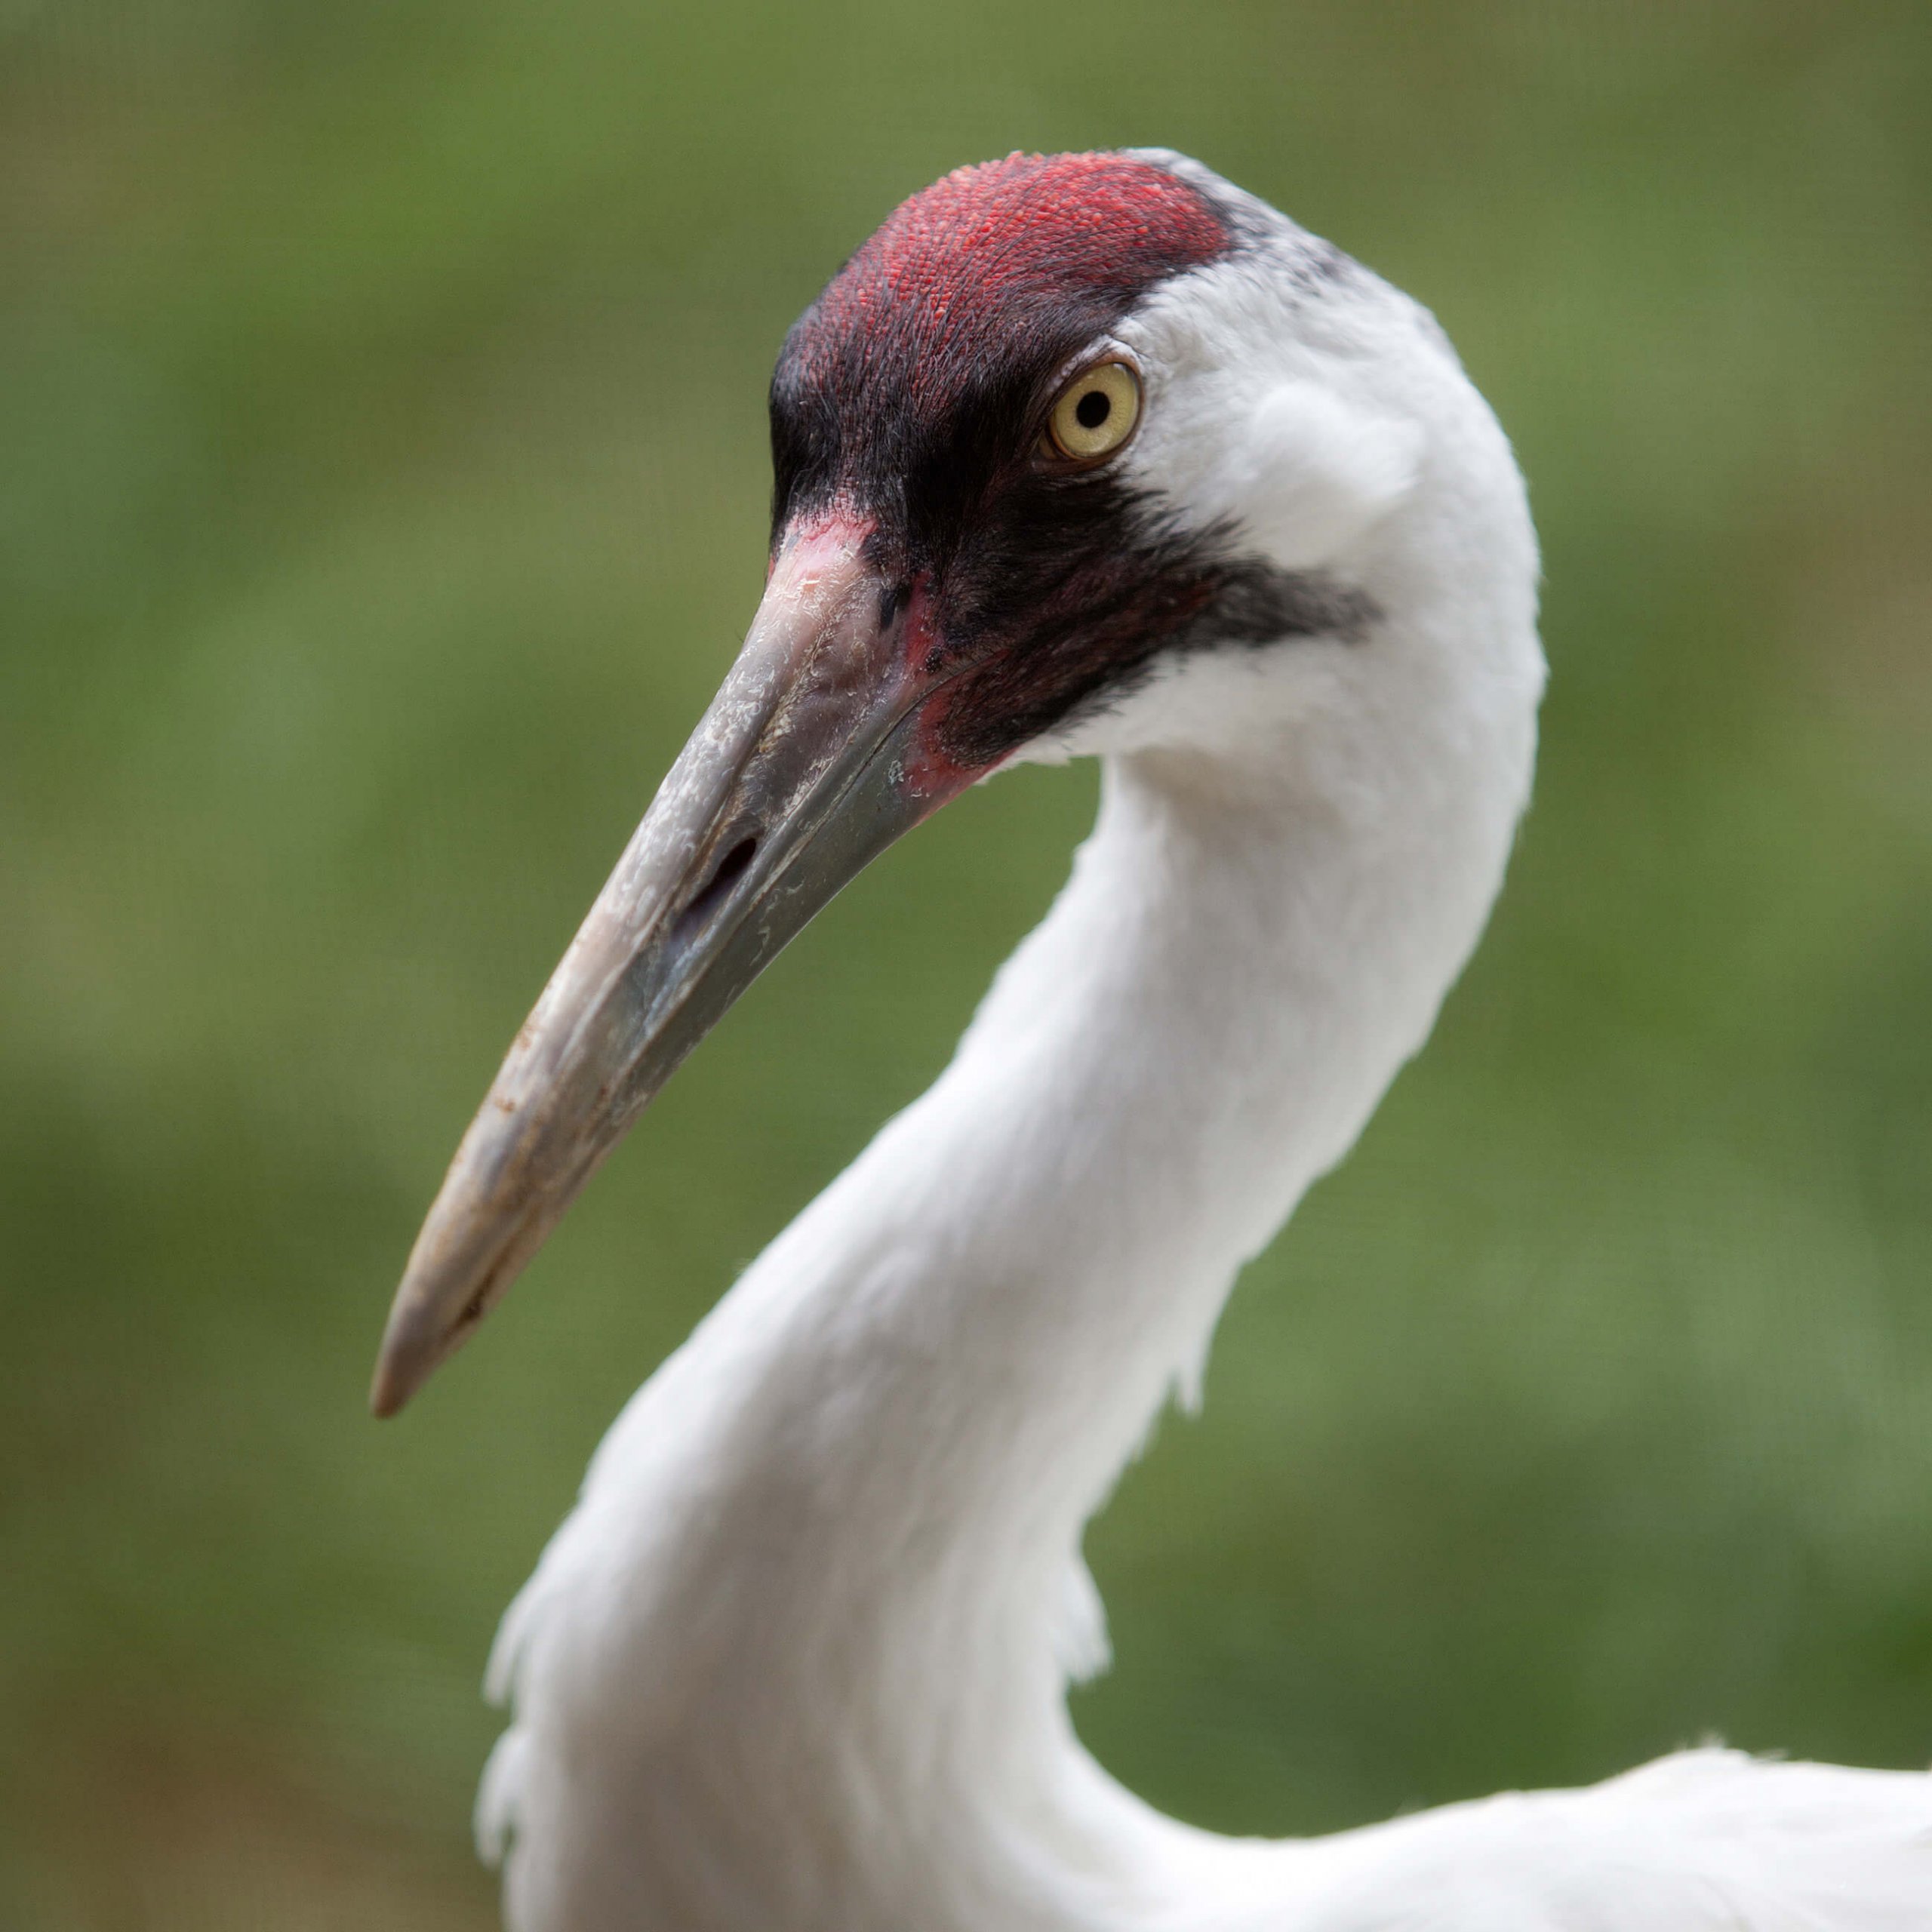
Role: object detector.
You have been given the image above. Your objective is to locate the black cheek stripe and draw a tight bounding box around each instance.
[928,525,1377,771]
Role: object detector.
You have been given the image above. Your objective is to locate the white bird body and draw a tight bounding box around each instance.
[374,152,1932,1930]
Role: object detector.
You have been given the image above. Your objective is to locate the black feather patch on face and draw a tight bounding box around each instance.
[768,152,1366,771]
[909,475,1375,769]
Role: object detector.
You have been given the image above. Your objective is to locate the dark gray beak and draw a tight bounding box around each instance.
[371,520,948,1416]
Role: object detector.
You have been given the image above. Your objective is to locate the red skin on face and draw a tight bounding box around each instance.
[791,152,1227,408]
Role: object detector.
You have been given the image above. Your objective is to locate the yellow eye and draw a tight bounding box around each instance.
[1044,360,1142,463]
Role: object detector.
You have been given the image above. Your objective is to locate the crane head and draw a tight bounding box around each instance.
[371,149,1499,1415]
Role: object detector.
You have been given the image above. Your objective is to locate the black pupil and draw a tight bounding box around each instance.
[1074,388,1112,431]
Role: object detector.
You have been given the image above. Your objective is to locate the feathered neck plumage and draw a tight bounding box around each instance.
[482,582,1539,1931]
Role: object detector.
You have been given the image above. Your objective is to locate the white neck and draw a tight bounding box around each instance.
[486,572,1538,1931]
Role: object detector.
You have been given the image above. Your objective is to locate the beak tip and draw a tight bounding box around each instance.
[368,1360,411,1420]
[368,1290,447,1420]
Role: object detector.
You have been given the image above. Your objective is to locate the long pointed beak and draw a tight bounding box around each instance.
[371,521,952,1416]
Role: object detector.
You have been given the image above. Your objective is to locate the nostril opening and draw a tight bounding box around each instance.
[709,836,758,896]
[676,836,758,934]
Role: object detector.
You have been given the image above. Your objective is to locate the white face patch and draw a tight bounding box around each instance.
[998,223,1540,771]
[1114,256,1426,575]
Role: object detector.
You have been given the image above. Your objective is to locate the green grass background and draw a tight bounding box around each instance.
[3,2,1930,1923]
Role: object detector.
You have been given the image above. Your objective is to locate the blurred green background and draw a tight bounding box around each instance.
[3,2,1930,1924]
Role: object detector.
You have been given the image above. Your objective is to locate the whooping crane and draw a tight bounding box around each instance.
[373,152,1932,1931]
